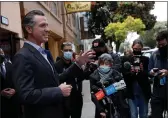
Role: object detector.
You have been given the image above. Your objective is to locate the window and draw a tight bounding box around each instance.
[51,2,57,16]
[57,2,61,18]
[67,14,71,25]
[72,13,76,27]
[44,2,49,6]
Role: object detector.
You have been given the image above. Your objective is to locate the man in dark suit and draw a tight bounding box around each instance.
[12,10,95,118]
[0,48,21,118]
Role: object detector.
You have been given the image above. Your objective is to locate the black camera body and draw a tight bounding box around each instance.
[132,55,141,72]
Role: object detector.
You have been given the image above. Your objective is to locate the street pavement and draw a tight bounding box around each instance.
[81,80,95,118]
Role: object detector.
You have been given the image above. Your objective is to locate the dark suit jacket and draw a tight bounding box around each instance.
[12,43,64,118]
[1,62,20,118]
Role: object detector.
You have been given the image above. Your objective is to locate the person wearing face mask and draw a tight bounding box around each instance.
[121,39,151,118]
[54,42,84,118]
[89,53,129,118]
[91,39,121,72]
[148,30,168,118]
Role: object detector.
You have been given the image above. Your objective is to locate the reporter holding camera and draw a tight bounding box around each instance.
[89,53,127,118]
[148,30,168,118]
[121,39,151,118]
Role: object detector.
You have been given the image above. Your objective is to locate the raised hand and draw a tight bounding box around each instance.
[76,50,95,66]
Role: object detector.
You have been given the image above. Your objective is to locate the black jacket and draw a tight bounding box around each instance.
[54,57,84,114]
[1,61,21,118]
[121,55,151,101]
[54,57,83,93]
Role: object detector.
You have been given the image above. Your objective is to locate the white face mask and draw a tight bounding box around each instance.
[63,51,73,60]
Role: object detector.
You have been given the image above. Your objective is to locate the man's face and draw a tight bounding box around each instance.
[62,45,73,53]
[157,39,167,48]
[26,15,49,44]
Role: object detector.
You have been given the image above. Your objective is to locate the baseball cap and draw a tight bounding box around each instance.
[91,39,106,49]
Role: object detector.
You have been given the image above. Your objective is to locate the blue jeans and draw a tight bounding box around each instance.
[128,95,148,118]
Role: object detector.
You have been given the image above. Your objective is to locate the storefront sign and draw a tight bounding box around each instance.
[1,16,9,25]
[64,2,91,14]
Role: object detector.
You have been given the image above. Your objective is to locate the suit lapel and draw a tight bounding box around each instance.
[45,50,59,84]
[23,43,58,84]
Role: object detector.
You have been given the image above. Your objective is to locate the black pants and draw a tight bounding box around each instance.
[63,94,83,118]
[151,98,167,118]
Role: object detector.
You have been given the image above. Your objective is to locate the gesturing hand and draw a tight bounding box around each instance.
[76,50,95,66]
[59,82,72,97]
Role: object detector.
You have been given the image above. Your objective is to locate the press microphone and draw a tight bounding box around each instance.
[114,76,121,82]
[124,61,131,70]
[91,85,99,93]
[96,81,103,87]
[103,81,109,87]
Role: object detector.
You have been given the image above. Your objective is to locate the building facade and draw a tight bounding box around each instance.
[0,2,81,61]
[0,2,22,60]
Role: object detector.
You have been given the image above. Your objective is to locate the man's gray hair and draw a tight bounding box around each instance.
[98,53,113,63]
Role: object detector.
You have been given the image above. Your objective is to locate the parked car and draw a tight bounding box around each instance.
[142,48,158,58]
[142,46,151,51]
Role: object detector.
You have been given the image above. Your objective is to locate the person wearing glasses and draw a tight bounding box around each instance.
[54,42,84,118]
[148,30,168,118]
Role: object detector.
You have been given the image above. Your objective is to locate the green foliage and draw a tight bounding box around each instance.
[87,1,156,38]
[141,21,168,48]
[104,16,145,43]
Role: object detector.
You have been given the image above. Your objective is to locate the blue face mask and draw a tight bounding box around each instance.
[99,65,111,73]
[63,51,73,60]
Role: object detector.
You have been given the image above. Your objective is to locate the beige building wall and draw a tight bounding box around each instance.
[63,6,77,43]
[0,2,23,38]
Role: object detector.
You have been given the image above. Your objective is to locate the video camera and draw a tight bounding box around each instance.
[132,55,142,72]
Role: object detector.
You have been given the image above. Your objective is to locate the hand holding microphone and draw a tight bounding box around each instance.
[59,82,72,97]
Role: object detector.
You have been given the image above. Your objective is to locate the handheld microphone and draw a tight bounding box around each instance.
[91,85,105,100]
[103,81,109,87]
[124,61,131,71]
[96,81,103,87]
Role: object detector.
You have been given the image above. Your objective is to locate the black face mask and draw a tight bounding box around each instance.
[133,50,142,55]
[159,45,168,58]
[0,54,5,64]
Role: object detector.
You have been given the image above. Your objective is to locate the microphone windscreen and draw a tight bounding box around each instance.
[91,85,99,92]
[124,61,131,70]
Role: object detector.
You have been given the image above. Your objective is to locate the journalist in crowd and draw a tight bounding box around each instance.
[148,30,168,118]
[89,53,128,118]
[121,39,151,118]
